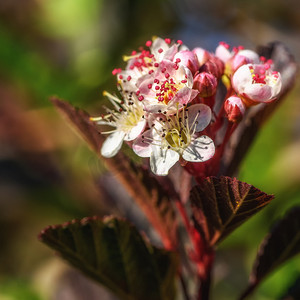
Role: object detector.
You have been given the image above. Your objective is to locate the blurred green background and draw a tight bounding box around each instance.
[0,0,299,299]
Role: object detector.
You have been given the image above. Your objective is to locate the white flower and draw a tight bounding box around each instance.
[136,59,198,114]
[232,63,282,106]
[132,104,215,175]
[91,90,146,157]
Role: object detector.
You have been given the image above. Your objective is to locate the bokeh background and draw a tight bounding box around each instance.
[0,0,300,299]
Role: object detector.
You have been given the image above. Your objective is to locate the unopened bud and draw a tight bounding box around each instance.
[174,50,200,74]
[199,56,224,78]
[224,96,246,122]
[193,72,218,97]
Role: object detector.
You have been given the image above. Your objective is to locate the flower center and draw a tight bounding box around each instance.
[165,128,188,149]
[249,60,279,85]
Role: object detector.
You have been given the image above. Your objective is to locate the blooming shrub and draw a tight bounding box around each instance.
[41,38,299,300]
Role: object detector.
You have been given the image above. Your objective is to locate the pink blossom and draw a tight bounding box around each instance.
[136,60,198,114]
[232,63,282,106]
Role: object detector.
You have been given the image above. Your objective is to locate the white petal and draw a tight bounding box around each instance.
[232,64,252,94]
[124,119,146,141]
[101,131,125,158]
[243,84,272,102]
[182,136,215,162]
[150,146,179,176]
[215,44,232,63]
[151,38,169,61]
[270,73,282,98]
[238,50,260,64]
[132,129,153,158]
[186,104,212,132]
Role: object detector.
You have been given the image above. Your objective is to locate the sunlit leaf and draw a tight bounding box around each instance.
[239,207,300,300]
[39,216,178,300]
[190,176,274,246]
[51,97,177,249]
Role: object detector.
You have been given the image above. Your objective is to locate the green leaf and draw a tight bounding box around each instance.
[280,276,300,300]
[239,207,300,300]
[50,97,177,249]
[39,216,178,300]
[190,176,274,246]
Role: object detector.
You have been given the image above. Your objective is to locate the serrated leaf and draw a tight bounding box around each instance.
[39,216,178,300]
[239,207,300,300]
[190,176,274,246]
[221,42,297,176]
[50,97,177,249]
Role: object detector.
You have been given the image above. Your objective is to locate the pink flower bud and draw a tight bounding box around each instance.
[193,72,218,97]
[224,96,246,122]
[192,47,210,67]
[173,50,200,74]
[199,56,224,79]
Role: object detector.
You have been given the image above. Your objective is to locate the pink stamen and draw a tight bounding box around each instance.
[112,68,122,75]
[165,38,171,44]
[145,40,152,47]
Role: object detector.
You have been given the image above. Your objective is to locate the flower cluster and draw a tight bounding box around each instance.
[91,38,282,176]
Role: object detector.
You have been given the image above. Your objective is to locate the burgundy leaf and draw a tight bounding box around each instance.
[39,216,178,300]
[239,207,300,300]
[50,97,177,249]
[190,176,274,246]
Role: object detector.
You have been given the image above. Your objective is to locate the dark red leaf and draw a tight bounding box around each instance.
[39,216,178,300]
[191,176,274,246]
[239,206,300,299]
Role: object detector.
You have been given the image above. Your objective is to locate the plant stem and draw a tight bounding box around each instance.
[197,269,212,300]
[179,273,191,300]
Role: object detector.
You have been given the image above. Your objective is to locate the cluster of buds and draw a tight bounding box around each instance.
[91,38,282,176]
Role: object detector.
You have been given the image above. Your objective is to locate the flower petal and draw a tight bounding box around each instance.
[232,64,252,94]
[182,135,215,162]
[186,104,212,132]
[101,131,126,158]
[243,83,272,102]
[169,87,197,109]
[215,44,232,63]
[124,119,146,141]
[150,146,179,176]
[132,129,153,157]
